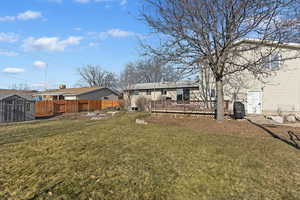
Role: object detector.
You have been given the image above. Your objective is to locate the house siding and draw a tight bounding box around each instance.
[78,88,119,100]
[231,49,300,114]
[39,88,119,101]
[125,45,300,114]
[65,96,77,100]
[261,55,300,114]
[125,87,200,108]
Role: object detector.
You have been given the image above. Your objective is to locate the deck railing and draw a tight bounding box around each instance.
[150,100,229,114]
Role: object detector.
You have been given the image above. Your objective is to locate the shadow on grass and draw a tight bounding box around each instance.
[247,119,300,150]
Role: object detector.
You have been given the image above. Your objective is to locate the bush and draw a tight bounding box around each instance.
[135,97,151,111]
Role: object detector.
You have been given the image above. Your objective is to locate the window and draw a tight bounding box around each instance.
[265,53,282,70]
[210,89,216,98]
[146,90,151,95]
[34,96,42,101]
[183,88,190,101]
[177,88,190,103]
[177,89,183,102]
[104,97,109,100]
[26,103,31,112]
[133,90,139,95]
[130,90,139,95]
[161,89,167,95]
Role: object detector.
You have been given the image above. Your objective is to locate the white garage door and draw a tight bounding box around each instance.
[247,91,262,114]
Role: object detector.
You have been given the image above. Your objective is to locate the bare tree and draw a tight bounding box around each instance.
[120,56,182,88]
[224,72,253,102]
[196,63,215,109]
[78,65,118,88]
[9,83,31,91]
[141,0,300,120]
[120,62,139,89]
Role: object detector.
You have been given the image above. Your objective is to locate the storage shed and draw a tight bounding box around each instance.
[0,94,35,123]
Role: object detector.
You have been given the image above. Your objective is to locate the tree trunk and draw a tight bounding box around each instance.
[216,78,224,121]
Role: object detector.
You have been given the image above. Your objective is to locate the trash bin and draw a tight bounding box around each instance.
[233,102,245,119]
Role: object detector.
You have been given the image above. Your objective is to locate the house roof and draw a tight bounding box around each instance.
[0,89,37,101]
[235,38,300,50]
[125,80,199,91]
[0,94,35,101]
[37,87,121,96]
[0,89,37,94]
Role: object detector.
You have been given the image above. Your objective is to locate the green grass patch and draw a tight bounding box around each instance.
[0,113,299,200]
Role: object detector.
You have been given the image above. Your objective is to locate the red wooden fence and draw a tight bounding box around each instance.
[35,100,123,117]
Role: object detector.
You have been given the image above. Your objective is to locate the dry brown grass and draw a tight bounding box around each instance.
[0,113,299,200]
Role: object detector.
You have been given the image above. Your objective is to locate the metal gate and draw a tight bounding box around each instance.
[0,96,27,123]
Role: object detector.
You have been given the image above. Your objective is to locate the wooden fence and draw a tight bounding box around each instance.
[35,100,122,117]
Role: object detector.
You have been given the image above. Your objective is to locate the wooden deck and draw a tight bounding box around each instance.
[150,100,229,115]
[151,109,216,114]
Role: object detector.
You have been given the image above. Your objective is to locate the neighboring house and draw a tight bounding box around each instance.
[0,94,35,123]
[125,40,300,115]
[124,80,203,110]
[222,40,300,115]
[36,86,121,101]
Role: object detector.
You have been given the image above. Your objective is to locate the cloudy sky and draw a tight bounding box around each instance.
[0,0,147,89]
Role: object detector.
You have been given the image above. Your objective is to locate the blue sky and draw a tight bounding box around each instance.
[0,0,147,90]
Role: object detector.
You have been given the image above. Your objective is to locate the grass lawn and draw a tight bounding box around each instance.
[0,113,299,200]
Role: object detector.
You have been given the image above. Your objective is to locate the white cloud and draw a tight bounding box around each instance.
[0,10,42,22]
[33,61,47,68]
[93,29,142,40]
[61,36,82,45]
[0,33,19,43]
[17,11,42,20]
[0,50,19,56]
[0,16,15,22]
[22,36,83,52]
[106,29,135,37]
[3,67,25,73]
[89,42,100,47]
[86,29,141,42]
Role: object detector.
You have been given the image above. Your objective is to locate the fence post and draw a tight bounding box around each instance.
[77,100,79,113]
[51,101,54,115]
